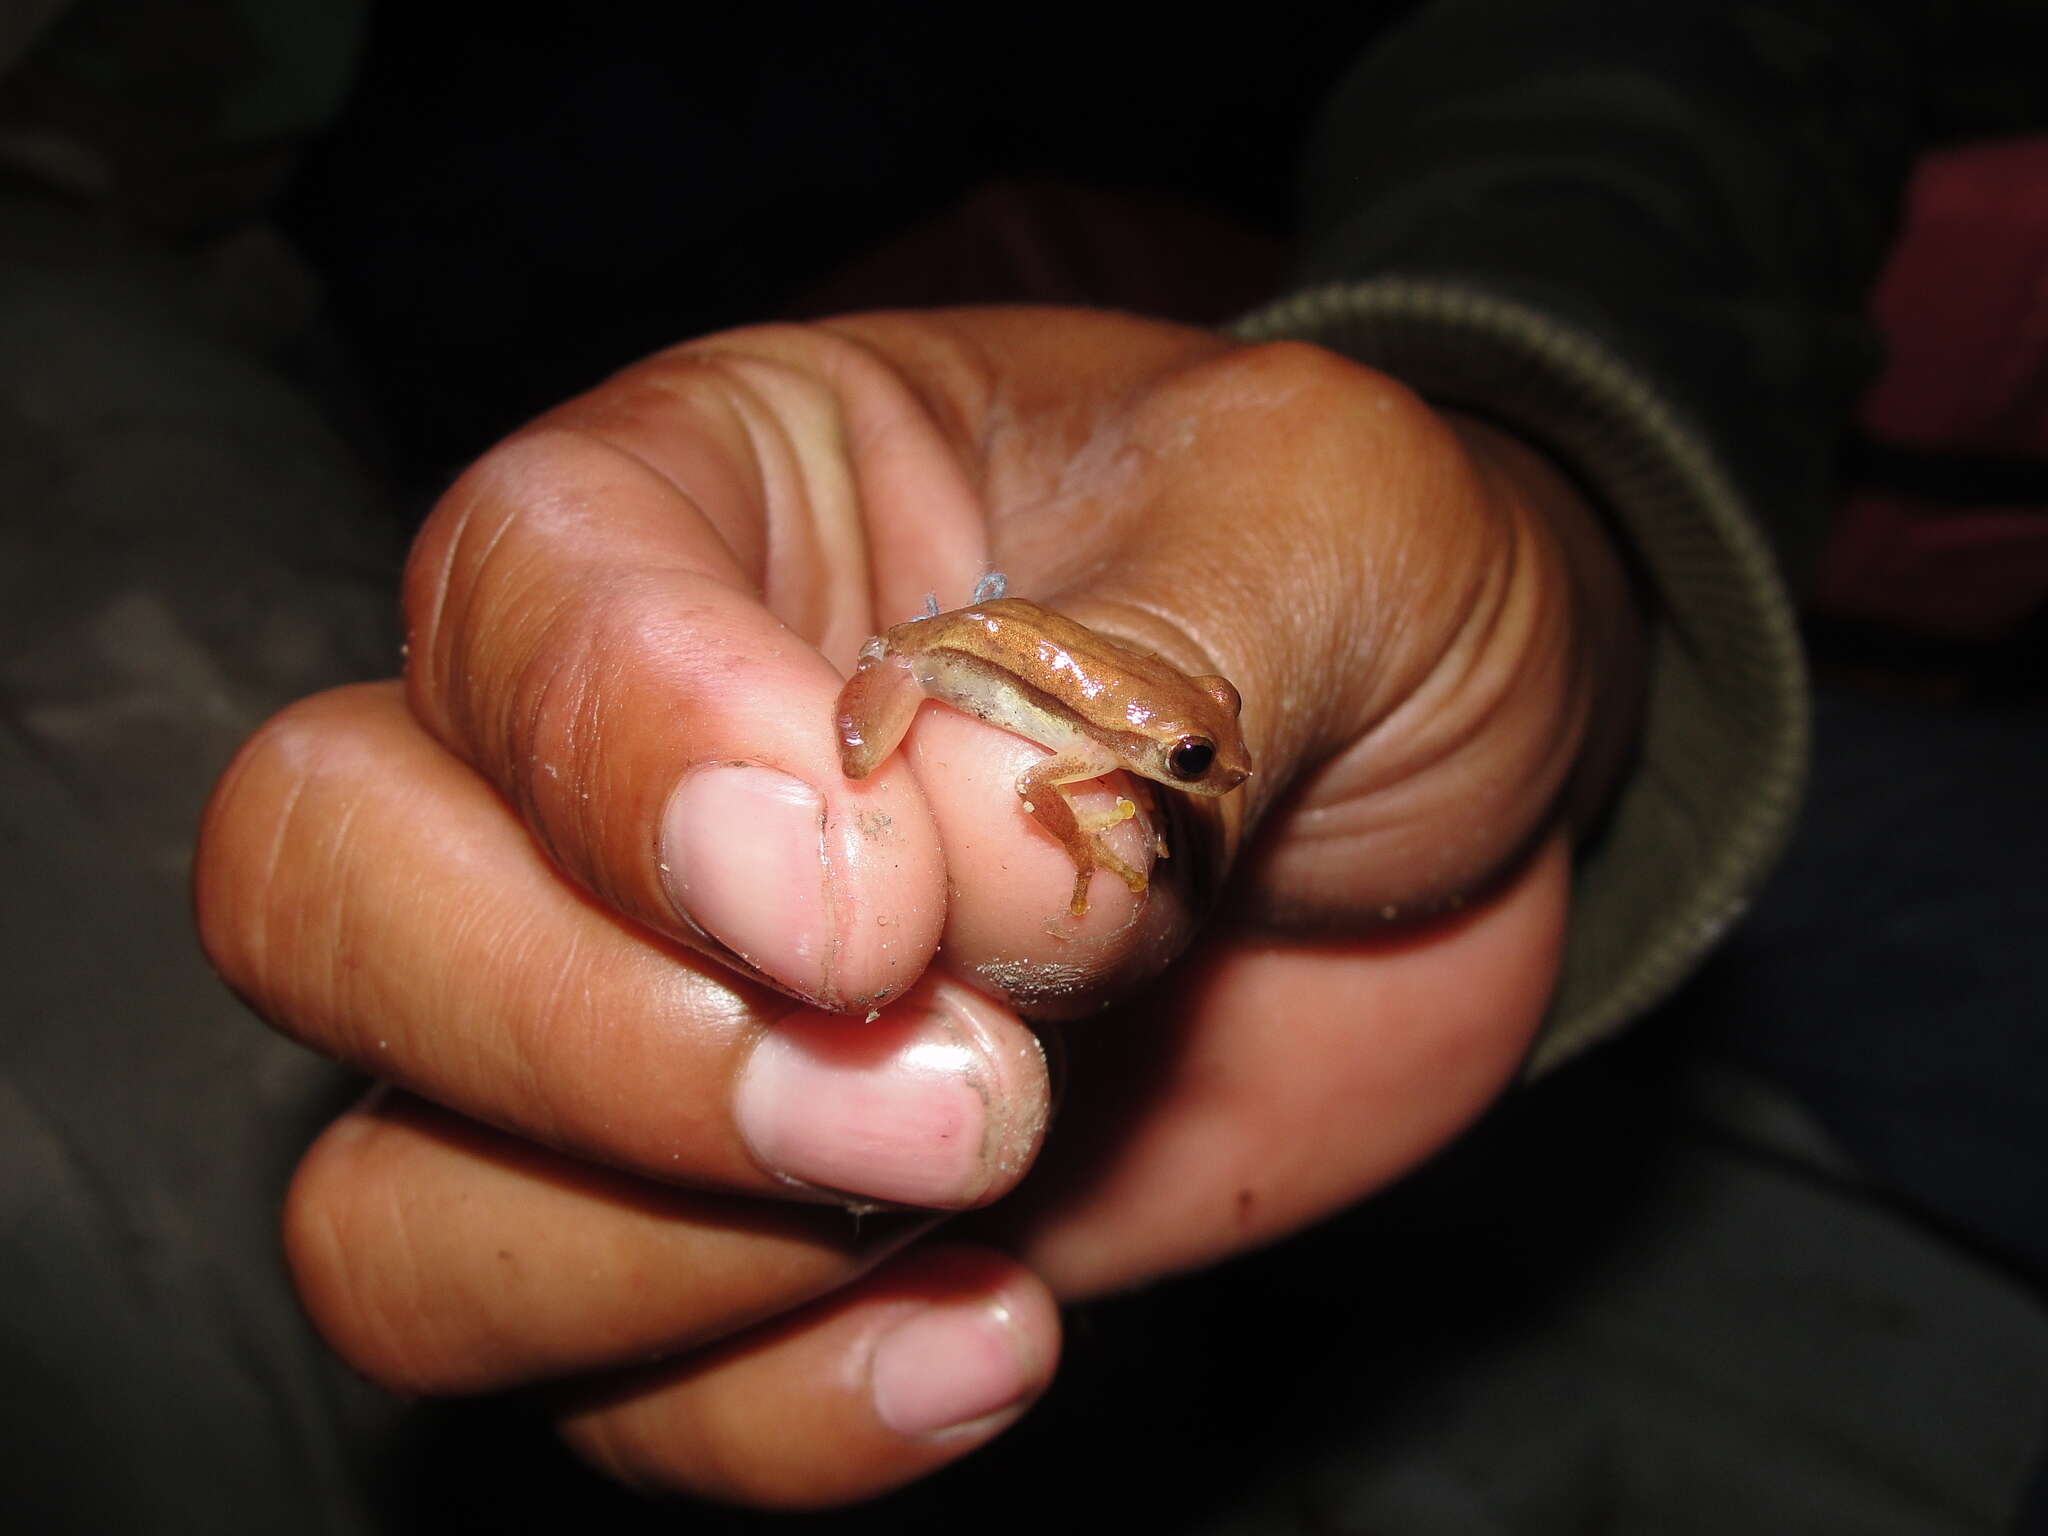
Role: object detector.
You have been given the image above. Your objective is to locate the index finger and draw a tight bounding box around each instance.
[403,330,983,1011]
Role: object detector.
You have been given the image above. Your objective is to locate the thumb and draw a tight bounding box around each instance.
[1014,344,1630,931]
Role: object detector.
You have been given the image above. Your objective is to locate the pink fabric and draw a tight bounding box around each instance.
[1818,139,2048,643]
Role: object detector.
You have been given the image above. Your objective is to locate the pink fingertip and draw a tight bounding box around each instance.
[734,991,1049,1209]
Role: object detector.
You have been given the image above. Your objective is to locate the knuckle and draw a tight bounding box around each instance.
[282,1116,447,1394]
[400,438,551,755]
[1228,337,1434,427]
[194,686,388,996]
[397,430,720,885]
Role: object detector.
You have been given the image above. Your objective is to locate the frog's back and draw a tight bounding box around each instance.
[922,596,1167,676]
[921,598,1204,720]
[884,596,1061,658]
[945,597,1085,656]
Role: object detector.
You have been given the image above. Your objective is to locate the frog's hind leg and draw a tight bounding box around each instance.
[1016,756,1146,916]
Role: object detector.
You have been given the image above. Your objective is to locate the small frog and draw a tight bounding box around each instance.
[834,574,1251,916]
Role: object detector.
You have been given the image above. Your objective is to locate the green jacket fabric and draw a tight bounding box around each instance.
[1237,0,2042,1069]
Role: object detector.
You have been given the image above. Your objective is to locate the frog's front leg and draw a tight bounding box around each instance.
[835,642,925,780]
[1017,755,1146,917]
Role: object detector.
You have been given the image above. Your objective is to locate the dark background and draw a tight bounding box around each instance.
[279,4,1417,488]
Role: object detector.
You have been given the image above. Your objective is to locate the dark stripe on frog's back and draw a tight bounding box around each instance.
[927,597,1203,727]
[916,648,1162,772]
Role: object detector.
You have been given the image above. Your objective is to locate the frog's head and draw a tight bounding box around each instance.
[1152,676,1252,797]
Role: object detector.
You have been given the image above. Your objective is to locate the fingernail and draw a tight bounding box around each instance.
[662,764,834,1002]
[734,995,1047,1209]
[870,1299,1041,1439]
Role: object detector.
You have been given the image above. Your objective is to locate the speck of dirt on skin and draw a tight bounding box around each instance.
[1236,1188,1256,1228]
[856,809,895,841]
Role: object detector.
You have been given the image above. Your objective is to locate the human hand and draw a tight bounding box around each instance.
[195,307,1642,1506]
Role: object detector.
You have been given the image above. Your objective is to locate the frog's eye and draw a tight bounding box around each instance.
[1167,736,1216,781]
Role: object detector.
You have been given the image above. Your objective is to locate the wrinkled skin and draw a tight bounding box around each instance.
[195,308,1643,1509]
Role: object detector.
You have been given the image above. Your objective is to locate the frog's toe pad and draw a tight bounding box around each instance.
[1077,797,1137,834]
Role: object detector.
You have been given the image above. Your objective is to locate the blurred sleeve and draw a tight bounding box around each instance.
[1234,0,1931,1067]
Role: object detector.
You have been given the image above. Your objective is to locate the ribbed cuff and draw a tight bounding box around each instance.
[1233,277,1809,1072]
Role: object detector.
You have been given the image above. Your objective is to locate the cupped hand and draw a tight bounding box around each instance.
[195,307,1642,1507]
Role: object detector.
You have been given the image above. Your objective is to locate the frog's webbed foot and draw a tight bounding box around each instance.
[1019,759,1147,917]
[1077,797,1148,900]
